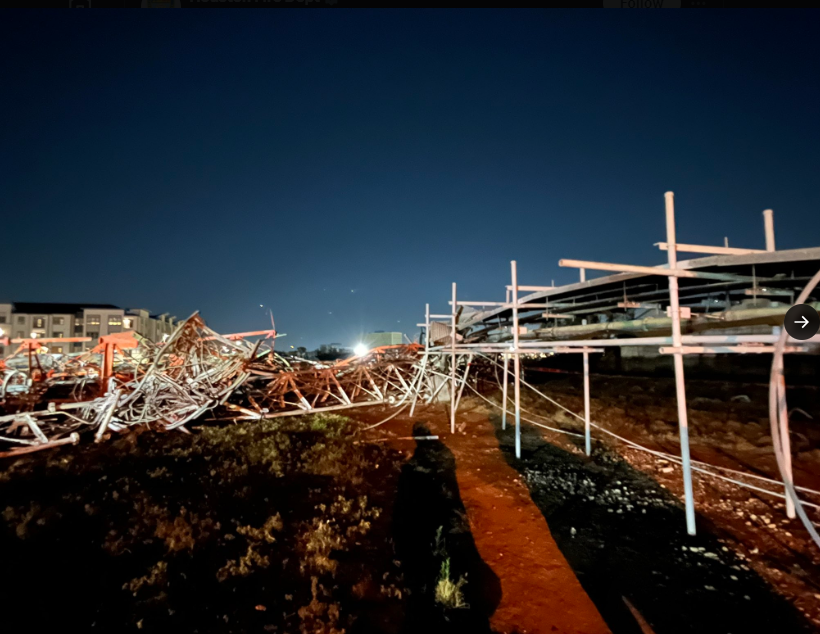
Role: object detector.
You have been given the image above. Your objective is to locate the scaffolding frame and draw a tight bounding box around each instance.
[422,192,820,536]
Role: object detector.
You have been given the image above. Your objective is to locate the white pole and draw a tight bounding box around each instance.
[410,303,430,417]
[666,191,697,536]
[502,353,509,430]
[580,268,586,283]
[763,209,775,252]
[582,318,591,456]
[451,283,457,434]
[778,373,796,519]
[454,354,473,413]
[512,260,522,458]
[772,325,795,518]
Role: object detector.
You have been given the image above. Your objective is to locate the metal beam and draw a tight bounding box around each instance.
[665,191,697,536]
[559,258,759,283]
[655,242,765,256]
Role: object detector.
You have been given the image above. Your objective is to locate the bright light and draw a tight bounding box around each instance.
[0,327,4,337]
[30,332,38,339]
[354,343,368,357]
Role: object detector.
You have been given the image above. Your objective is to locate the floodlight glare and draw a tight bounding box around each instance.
[354,343,368,357]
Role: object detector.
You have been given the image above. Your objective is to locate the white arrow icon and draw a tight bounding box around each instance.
[795,315,809,329]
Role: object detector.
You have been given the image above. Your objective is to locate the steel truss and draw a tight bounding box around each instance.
[0,318,431,456]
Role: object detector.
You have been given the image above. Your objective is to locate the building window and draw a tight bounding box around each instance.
[0,315,6,324]
[87,315,100,326]
[108,315,123,326]
[87,331,99,341]
[73,342,82,350]
[53,317,64,326]
[34,317,45,329]
[124,318,134,329]
[52,346,63,354]
[17,316,25,324]
[53,332,64,338]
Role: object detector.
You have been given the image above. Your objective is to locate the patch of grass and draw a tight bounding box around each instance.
[300,496,380,575]
[297,576,345,634]
[2,503,41,539]
[434,557,468,609]
[0,410,404,633]
[307,414,349,436]
[123,560,168,596]
[216,513,283,581]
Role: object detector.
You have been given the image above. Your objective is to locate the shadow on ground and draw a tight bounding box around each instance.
[392,422,502,633]
[493,415,814,634]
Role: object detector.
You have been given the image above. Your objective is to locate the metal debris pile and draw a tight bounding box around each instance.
[0,314,428,457]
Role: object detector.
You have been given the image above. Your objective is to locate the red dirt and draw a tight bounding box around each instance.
[360,404,611,634]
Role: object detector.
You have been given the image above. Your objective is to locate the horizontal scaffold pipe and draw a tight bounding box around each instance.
[512,303,820,343]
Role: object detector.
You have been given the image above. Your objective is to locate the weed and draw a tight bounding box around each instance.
[217,542,271,581]
[124,561,168,596]
[300,496,380,575]
[307,414,349,437]
[237,512,283,543]
[434,558,468,609]
[217,513,283,581]
[432,525,446,558]
[297,576,345,634]
[155,510,196,552]
[3,503,41,539]
[301,518,344,574]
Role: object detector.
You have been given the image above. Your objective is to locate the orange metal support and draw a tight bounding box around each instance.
[92,332,140,388]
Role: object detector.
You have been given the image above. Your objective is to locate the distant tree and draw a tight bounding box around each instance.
[296,346,307,356]
[315,345,347,362]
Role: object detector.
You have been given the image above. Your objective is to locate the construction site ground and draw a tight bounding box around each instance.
[2,373,820,633]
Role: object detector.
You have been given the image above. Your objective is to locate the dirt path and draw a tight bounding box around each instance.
[363,405,612,634]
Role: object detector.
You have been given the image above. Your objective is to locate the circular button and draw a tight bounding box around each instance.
[784,304,820,340]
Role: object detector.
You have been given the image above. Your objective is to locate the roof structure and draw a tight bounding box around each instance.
[458,247,820,342]
[11,302,121,314]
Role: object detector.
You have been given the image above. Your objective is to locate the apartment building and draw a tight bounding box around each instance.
[362,331,404,348]
[0,303,179,356]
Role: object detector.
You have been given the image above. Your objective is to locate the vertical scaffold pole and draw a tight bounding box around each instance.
[778,373,796,519]
[454,354,473,413]
[665,191,696,536]
[763,209,775,252]
[582,319,591,456]
[410,303,430,417]
[450,283,457,434]
[772,326,795,519]
[425,303,430,348]
[502,353,509,430]
[511,260,522,459]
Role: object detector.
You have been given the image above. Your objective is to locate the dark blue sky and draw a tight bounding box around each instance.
[2,10,818,349]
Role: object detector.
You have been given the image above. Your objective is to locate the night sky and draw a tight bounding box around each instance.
[2,10,818,349]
